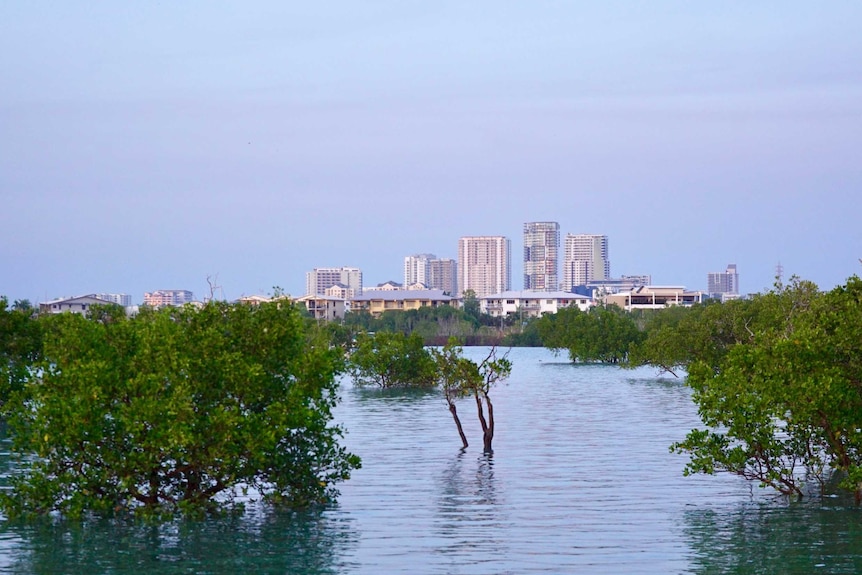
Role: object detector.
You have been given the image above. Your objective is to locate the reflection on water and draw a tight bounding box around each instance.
[683,500,862,575]
[0,508,358,575]
[1,347,861,573]
[435,451,508,569]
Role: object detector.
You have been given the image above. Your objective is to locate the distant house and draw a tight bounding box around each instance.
[603,286,705,311]
[349,289,455,317]
[39,294,116,315]
[364,280,403,291]
[294,294,347,321]
[480,291,593,318]
[324,282,356,300]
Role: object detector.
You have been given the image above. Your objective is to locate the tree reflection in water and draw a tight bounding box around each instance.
[435,450,512,567]
[683,500,862,575]
[0,507,359,575]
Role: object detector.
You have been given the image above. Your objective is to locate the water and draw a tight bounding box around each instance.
[1,347,860,573]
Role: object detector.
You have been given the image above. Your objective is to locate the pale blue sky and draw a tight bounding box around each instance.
[2,2,860,303]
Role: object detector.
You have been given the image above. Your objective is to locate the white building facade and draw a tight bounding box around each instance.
[94,293,133,307]
[404,254,457,294]
[481,290,592,318]
[40,294,116,315]
[404,254,436,287]
[562,234,610,290]
[306,267,363,296]
[458,236,511,298]
[523,221,560,292]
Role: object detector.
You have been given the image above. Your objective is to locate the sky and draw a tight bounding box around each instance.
[2,2,861,304]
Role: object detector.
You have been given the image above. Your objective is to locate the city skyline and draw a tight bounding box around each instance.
[0,221,826,305]
[2,3,860,304]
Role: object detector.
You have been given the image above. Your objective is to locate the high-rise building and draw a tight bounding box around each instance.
[404,253,457,294]
[427,258,457,294]
[404,253,435,287]
[707,264,739,298]
[523,222,560,291]
[562,234,610,291]
[458,236,511,298]
[306,267,363,296]
[94,293,133,307]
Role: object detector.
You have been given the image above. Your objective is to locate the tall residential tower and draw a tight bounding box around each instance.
[404,253,458,294]
[523,221,560,291]
[458,236,511,298]
[562,234,610,291]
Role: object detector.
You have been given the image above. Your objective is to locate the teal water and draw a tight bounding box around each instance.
[1,347,860,573]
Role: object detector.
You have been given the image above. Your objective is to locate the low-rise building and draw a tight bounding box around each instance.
[349,289,455,317]
[236,295,275,306]
[143,289,194,308]
[481,291,593,318]
[603,286,705,311]
[324,283,356,300]
[364,281,403,291]
[39,294,116,315]
[294,294,347,321]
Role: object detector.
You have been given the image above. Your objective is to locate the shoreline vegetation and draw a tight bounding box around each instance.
[1,271,861,517]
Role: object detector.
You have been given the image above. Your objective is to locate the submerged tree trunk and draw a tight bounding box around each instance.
[448,400,469,449]
[475,391,494,453]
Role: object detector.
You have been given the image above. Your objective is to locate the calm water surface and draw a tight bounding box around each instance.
[1,347,860,574]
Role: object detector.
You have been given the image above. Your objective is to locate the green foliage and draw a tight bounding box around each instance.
[501,317,543,347]
[628,301,746,375]
[0,296,43,407]
[11,299,33,311]
[432,340,483,402]
[341,305,479,341]
[347,331,437,388]
[536,305,642,363]
[461,290,481,327]
[640,276,862,499]
[1,301,360,518]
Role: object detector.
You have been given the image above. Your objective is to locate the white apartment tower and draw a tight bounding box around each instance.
[404,253,436,287]
[306,267,363,296]
[458,236,511,298]
[523,221,560,291]
[404,253,457,294]
[94,293,133,307]
[707,264,739,298]
[562,234,610,290]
